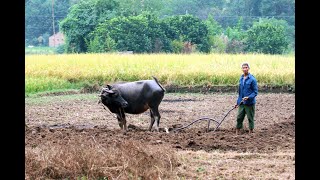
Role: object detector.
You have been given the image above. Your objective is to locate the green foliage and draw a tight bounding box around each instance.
[86,36,105,53]
[59,0,96,53]
[60,0,120,53]
[224,17,247,54]
[225,17,246,41]
[25,0,71,46]
[255,18,295,53]
[88,13,211,53]
[86,33,116,53]
[166,15,208,44]
[143,12,172,53]
[205,14,223,36]
[246,18,289,54]
[26,0,295,54]
[117,0,164,17]
[208,35,227,53]
[55,44,66,54]
[92,15,152,53]
[104,35,117,52]
[164,15,210,52]
[171,39,184,53]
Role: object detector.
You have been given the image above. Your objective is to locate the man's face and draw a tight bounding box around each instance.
[242,65,249,74]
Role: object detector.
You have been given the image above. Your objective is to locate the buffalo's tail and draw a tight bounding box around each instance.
[152,76,166,92]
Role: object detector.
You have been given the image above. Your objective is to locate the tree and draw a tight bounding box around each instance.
[116,0,165,17]
[25,0,71,46]
[60,0,120,53]
[223,17,247,53]
[256,18,294,52]
[164,15,210,52]
[205,14,223,36]
[89,12,170,53]
[245,18,289,54]
[225,17,246,41]
[143,12,171,53]
[90,14,152,53]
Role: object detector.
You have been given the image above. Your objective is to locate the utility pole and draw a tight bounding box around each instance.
[51,0,56,47]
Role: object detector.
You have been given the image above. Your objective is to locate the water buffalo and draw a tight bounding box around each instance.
[99,76,165,131]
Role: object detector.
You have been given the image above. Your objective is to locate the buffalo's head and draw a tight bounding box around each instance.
[99,85,128,108]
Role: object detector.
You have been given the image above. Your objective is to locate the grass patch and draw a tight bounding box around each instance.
[25,93,98,105]
[25,46,56,55]
[25,76,101,96]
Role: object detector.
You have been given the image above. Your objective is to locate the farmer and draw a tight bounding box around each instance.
[234,62,258,135]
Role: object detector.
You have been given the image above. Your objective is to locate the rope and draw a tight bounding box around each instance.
[173,100,243,133]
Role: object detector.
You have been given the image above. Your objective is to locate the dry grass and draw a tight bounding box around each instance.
[25,139,179,179]
[176,150,295,180]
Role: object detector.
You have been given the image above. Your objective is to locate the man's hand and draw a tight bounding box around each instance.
[242,96,249,101]
[234,104,239,108]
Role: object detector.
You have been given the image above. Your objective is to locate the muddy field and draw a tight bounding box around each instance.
[25,92,295,179]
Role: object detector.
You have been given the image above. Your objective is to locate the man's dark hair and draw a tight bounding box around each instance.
[241,62,250,68]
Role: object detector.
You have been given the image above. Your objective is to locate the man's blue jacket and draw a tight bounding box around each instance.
[237,73,258,105]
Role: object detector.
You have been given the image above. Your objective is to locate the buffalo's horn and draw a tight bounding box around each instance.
[107,90,115,94]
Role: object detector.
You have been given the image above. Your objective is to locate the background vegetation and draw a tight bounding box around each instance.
[25,0,295,54]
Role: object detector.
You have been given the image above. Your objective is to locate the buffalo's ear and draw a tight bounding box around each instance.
[106,84,113,90]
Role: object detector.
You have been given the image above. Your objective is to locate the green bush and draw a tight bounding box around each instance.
[86,36,105,53]
[104,35,117,52]
[245,19,289,54]
[171,39,184,53]
[208,34,227,53]
[55,44,66,54]
[164,15,210,53]
[60,0,120,53]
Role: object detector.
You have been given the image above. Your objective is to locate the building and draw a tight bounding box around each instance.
[49,32,65,47]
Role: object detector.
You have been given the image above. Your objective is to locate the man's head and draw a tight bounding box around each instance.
[241,62,250,75]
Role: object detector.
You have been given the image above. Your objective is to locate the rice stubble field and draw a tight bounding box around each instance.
[25,92,295,179]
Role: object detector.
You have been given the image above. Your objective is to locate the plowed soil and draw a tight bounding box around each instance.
[25,93,295,179]
[26,93,295,153]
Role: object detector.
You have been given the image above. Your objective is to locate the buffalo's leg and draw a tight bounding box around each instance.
[120,108,127,131]
[122,114,127,131]
[150,107,161,132]
[116,114,124,129]
[148,109,155,131]
[117,108,127,131]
